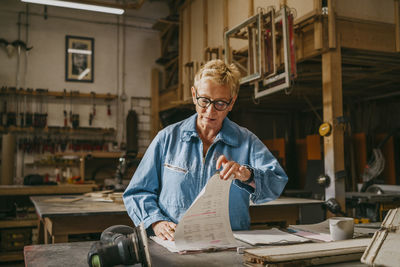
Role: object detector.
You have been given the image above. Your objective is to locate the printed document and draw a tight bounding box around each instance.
[152,172,238,253]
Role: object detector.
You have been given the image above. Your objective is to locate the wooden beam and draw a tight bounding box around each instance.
[178,3,184,101]
[395,0,400,52]
[151,68,160,139]
[248,0,254,17]
[223,0,228,33]
[187,2,192,65]
[322,37,345,209]
[203,0,208,61]
[313,0,323,50]
[328,0,336,48]
[338,18,396,52]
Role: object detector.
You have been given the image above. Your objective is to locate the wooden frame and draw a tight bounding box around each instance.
[65,35,94,82]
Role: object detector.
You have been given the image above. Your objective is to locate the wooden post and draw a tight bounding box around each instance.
[151,68,160,138]
[328,0,336,49]
[1,133,16,185]
[248,0,254,17]
[223,0,229,33]
[178,4,184,101]
[203,0,208,61]
[322,38,345,210]
[186,2,192,100]
[313,0,323,50]
[79,156,85,181]
[395,0,400,52]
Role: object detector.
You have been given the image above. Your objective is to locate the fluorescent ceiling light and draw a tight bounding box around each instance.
[21,0,125,15]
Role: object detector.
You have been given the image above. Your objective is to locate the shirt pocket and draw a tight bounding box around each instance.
[160,162,194,207]
[163,163,188,174]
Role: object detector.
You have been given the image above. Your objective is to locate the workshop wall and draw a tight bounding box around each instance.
[0,1,168,128]
[0,0,169,182]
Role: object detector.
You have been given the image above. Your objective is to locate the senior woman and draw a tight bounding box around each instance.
[123,59,288,241]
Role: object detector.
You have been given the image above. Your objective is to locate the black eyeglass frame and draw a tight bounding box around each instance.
[195,89,233,111]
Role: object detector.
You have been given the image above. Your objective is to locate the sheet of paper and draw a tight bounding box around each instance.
[173,172,238,251]
[150,236,179,253]
[289,220,330,234]
[233,228,310,245]
[289,230,332,242]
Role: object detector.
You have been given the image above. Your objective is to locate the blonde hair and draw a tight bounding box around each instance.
[194,59,241,97]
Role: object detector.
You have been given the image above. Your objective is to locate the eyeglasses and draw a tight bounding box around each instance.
[195,90,232,111]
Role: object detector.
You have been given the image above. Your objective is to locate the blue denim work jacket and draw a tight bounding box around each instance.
[123,114,288,231]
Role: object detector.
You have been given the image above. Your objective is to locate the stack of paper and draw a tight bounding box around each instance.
[233,228,310,245]
[153,173,238,253]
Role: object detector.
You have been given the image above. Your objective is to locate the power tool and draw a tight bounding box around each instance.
[87,223,151,267]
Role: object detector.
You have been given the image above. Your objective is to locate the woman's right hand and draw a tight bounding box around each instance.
[152,220,177,241]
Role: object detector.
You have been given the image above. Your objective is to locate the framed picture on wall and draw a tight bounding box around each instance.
[65,35,94,82]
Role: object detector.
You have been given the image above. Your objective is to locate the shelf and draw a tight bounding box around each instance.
[0,219,37,229]
[0,184,97,196]
[0,251,24,263]
[0,126,116,135]
[55,151,124,158]
[0,88,117,100]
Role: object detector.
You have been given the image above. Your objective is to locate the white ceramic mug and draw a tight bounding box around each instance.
[329,217,354,241]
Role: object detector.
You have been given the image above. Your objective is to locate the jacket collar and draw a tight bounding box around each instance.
[181,113,239,147]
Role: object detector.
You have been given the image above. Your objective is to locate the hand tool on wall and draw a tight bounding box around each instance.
[25,88,33,127]
[69,90,73,124]
[19,88,26,127]
[0,87,6,126]
[69,90,80,129]
[72,114,79,129]
[6,87,17,127]
[107,104,111,116]
[89,91,96,126]
[87,223,151,267]
[63,89,68,127]
[35,89,48,128]
[106,93,112,116]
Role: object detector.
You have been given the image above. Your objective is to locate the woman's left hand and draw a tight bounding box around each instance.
[216,155,251,182]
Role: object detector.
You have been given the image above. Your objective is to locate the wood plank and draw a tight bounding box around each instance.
[223,0,228,33]
[328,0,336,48]
[203,0,208,61]
[322,35,345,209]
[248,0,254,17]
[252,197,324,206]
[0,219,37,228]
[361,208,400,266]
[151,68,160,139]
[0,184,97,196]
[30,196,127,217]
[313,0,323,50]
[178,3,184,102]
[338,18,396,52]
[244,238,370,263]
[0,251,24,262]
[45,215,133,236]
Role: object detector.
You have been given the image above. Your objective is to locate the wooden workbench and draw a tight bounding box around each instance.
[250,197,324,226]
[24,240,245,267]
[23,239,368,267]
[0,183,97,196]
[30,195,133,244]
[30,195,323,244]
[0,184,97,263]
